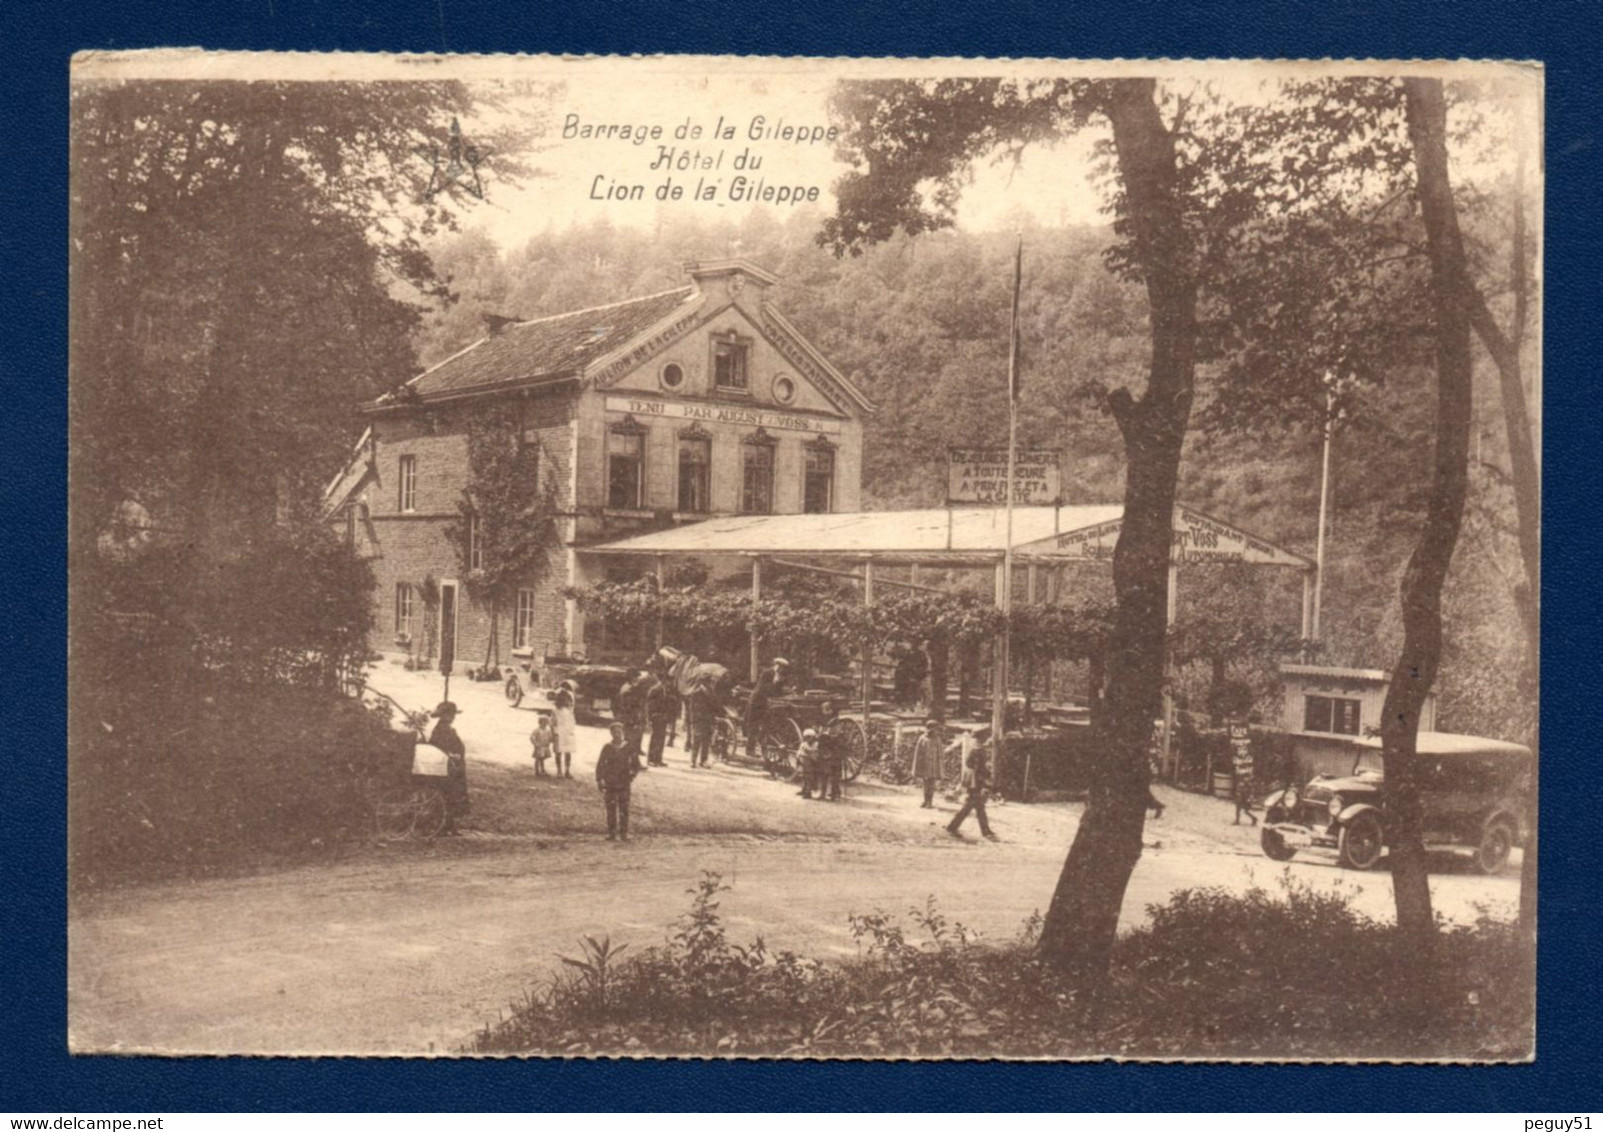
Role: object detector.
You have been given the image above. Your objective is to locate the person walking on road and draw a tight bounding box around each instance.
[428,701,468,835]
[552,681,578,779]
[745,657,789,775]
[646,675,675,767]
[595,722,640,841]
[911,718,945,809]
[946,735,997,841]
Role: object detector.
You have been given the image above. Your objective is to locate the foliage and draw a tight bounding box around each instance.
[443,403,561,665]
[77,522,377,695]
[471,870,1531,1059]
[70,78,544,564]
[70,682,404,890]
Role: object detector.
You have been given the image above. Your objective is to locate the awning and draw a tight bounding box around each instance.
[581,503,1312,570]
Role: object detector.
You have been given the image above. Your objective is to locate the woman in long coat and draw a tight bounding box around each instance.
[552,681,578,778]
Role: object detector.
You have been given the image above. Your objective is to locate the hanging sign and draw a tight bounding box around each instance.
[1013,505,1314,569]
[946,448,1062,506]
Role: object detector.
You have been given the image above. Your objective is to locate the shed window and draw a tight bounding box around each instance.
[1304,694,1361,736]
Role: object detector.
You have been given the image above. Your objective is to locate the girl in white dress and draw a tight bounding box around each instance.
[552,681,578,778]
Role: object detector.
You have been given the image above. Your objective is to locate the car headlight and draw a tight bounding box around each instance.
[1328,794,1344,818]
[1283,787,1299,810]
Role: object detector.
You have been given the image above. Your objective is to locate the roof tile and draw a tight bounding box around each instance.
[400,286,697,401]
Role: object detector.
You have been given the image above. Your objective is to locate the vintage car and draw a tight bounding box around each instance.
[503,650,632,723]
[1259,732,1532,874]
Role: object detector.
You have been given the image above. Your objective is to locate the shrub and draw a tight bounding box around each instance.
[471,872,1533,1060]
[70,682,404,889]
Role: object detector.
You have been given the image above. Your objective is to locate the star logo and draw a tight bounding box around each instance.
[416,118,490,201]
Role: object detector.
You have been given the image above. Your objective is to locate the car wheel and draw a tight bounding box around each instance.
[1260,826,1297,861]
[1337,812,1385,870]
[1475,818,1516,875]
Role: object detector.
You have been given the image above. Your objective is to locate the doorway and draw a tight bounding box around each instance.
[439,580,459,673]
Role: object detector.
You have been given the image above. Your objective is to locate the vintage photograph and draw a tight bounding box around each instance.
[68,53,1540,1059]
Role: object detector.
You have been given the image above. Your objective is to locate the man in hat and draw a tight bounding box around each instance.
[746,657,790,776]
[911,718,945,810]
[946,731,998,842]
[428,701,468,833]
[595,721,640,841]
[645,673,677,768]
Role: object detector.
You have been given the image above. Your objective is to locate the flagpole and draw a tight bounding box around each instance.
[994,236,1022,786]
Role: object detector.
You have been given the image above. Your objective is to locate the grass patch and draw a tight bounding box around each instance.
[472,872,1533,1060]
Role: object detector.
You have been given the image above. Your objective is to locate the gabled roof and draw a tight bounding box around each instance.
[384,286,699,404]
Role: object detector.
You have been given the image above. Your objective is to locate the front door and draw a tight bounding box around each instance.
[439,581,459,674]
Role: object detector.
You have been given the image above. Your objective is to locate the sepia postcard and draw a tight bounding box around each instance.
[68,51,1541,1060]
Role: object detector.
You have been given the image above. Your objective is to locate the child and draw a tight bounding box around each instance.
[595,721,640,841]
[552,681,577,778]
[796,729,822,799]
[529,713,554,777]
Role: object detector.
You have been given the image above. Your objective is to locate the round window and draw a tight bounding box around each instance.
[773,375,796,404]
[661,362,685,390]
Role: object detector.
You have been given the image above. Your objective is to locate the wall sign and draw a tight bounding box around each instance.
[946,448,1062,506]
[604,394,843,434]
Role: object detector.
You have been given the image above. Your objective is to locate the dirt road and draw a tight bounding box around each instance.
[68,663,1522,1055]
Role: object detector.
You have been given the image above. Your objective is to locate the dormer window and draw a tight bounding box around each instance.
[712,332,750,393]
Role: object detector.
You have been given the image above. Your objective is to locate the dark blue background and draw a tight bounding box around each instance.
[8,0,1600,1111]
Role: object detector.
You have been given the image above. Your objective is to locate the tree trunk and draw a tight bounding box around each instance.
[1377,78,1477,978]
[1037,78,1198,982]
[927,637,949,723]
[1460,156,1540,934]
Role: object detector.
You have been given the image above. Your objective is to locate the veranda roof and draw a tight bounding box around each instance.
[581,504,1313,570]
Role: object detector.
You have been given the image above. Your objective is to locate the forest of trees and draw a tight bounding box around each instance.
[409,195,1534,749]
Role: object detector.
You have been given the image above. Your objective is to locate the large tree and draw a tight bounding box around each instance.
[70,79,542,567]
[823,76,1223,981]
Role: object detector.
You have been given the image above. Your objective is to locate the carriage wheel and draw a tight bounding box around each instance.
[504,672,524,706]
[764,716,804,773]
[374,792,416,840]
[828,717,868,781]
[409,787,448,839]
[711,716,736,762]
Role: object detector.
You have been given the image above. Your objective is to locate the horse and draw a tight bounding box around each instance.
[649,645,735,766]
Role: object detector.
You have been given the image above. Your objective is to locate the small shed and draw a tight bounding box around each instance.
[1279,662,1439,779]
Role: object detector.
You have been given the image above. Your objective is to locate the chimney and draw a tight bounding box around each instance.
[481,312,524,336]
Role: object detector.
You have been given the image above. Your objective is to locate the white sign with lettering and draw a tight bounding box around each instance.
[1014,505,1313,569]
[604,395,843,435]
[946,448,1062,506]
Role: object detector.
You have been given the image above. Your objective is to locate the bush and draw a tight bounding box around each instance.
[70,682,403,889]
[471,872,1533,1060]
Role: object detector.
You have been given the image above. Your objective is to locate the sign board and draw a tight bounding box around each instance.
[1229,721,1254,777]
[946,448,1062,506]
[604,395,842,435]
[1014,505,1314,569]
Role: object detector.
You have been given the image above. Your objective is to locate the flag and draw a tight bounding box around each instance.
[1008,236,1023,401]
